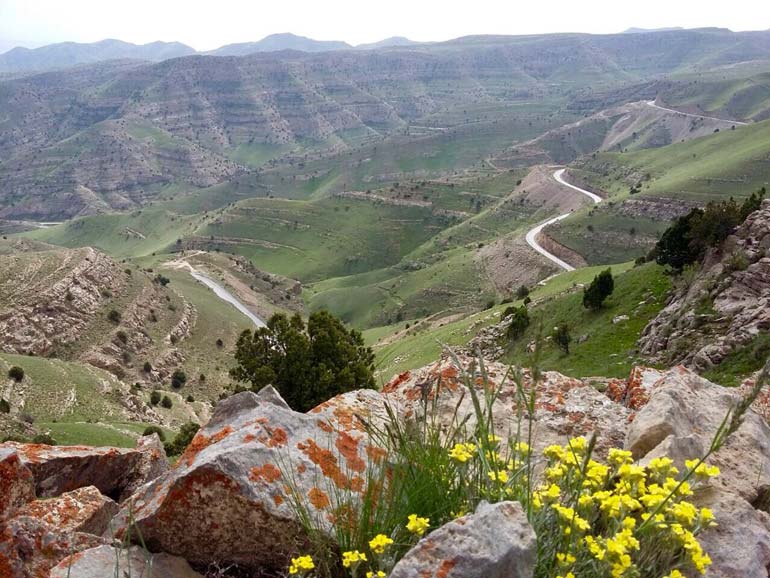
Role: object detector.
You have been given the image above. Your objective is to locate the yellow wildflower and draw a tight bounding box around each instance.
[342,550,367,568]
[488,470,509,484]
[406,514,430,536]
[685,459,720,479]
[288,555,315,575]
[367,572,387,578]
[369,534,394,554]
[608,448,633,467]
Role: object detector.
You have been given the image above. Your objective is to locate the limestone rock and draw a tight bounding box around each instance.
[0,447,35,520]
[110,388,381,572]
[1,437,168,501]
[0,515,106,578]
[625,366,770,503]
[14,486,118,535]
[50,545,204,578]
[696,488,770,578]
[389,501,536,578]
[381,355,631,455]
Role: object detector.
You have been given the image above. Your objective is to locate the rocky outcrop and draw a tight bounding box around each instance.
[390,501,536,578]
[109,386,378,572]
[381,355,631,455]
[2,436,168,501]
[0,515,107,578]
[639,200,770,370]
[13,486,118,535]
[50,545,204,578]
[623,365,770,577]
[0,447,35,520]
[0,247,124,355]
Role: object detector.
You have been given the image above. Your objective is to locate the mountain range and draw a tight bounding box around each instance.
[0,33,422,73]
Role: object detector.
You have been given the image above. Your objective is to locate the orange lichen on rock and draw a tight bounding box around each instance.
[437,558,457,578]
[249,464,282,484]
[365,444,387,463]
[382,370,412,393]
[317,420,334,433]
[211,426,233,444]
[178,433,212,467]
[335,432,365,473]
[308,487,330,510]
[297,439,359,491]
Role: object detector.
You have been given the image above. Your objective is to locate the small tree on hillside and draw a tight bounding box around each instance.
[8,366,24,382]
[583,268,615,310]
[231,311,375,412]
[553,324,572,355]
[164,422,200,456]
[504,306,530,341]
[171,370,187,389]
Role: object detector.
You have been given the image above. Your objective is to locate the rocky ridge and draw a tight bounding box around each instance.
[640,199,770,370]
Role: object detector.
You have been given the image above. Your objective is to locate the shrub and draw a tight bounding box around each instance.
[583,268,614,310]
[231,311,375,412]
[161,395,173,409]
[8,366,24,382]
[116,330,128,344]
[164,422,200,456]
[515,285,530,300]
[31,433,56,445]
[186,395,195,403]
[142,425,166,441]
[504,306,530,341]
[171,370,187,389]
[0,398,10,413]
[216,338,224,348]
[143,361,153,373]
[107,309,121,324]
[150,390,161,406]
[553,324,572,354]
[154,274,171,287]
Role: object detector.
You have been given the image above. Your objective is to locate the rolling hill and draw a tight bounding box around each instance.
[3,29,770,220]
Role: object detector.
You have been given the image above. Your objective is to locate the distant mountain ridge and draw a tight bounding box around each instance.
[0,33,424,72]
[0,39,195,73]
[208,33,352,56]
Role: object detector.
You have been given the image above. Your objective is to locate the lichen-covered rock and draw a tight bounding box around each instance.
[381,355,630,455]
[389,501,536,578]
[14,485,118,535]
[110,387,383,572]
[0,447,35,520]
[0,515,106,578]
[50,545,204,578]
[625,366,770,503]
[1,437,168,501]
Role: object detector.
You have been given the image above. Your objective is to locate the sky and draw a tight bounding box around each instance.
[0,0,768,53]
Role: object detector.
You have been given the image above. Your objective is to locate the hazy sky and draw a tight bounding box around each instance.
[0,0,767,53]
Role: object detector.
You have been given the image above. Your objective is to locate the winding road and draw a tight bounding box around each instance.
[646,100,748,126]
[170,256,265,327]
[525,169,602,272]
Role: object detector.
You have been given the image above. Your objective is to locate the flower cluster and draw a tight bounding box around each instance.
[287,511,435,577]
[533,439,718,577]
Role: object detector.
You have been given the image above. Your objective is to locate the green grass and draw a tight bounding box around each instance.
[37,421,174,448]
[501,262,671,378]
[575,120,770,203]
[548,120,770,265]
[0,353,127,422]
[24,208,201,258]
[371,262,637,381]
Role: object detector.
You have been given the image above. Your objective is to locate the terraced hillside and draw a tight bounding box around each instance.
[3,28,770,219]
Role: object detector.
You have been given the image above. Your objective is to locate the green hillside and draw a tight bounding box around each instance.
[547,120,770,265]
